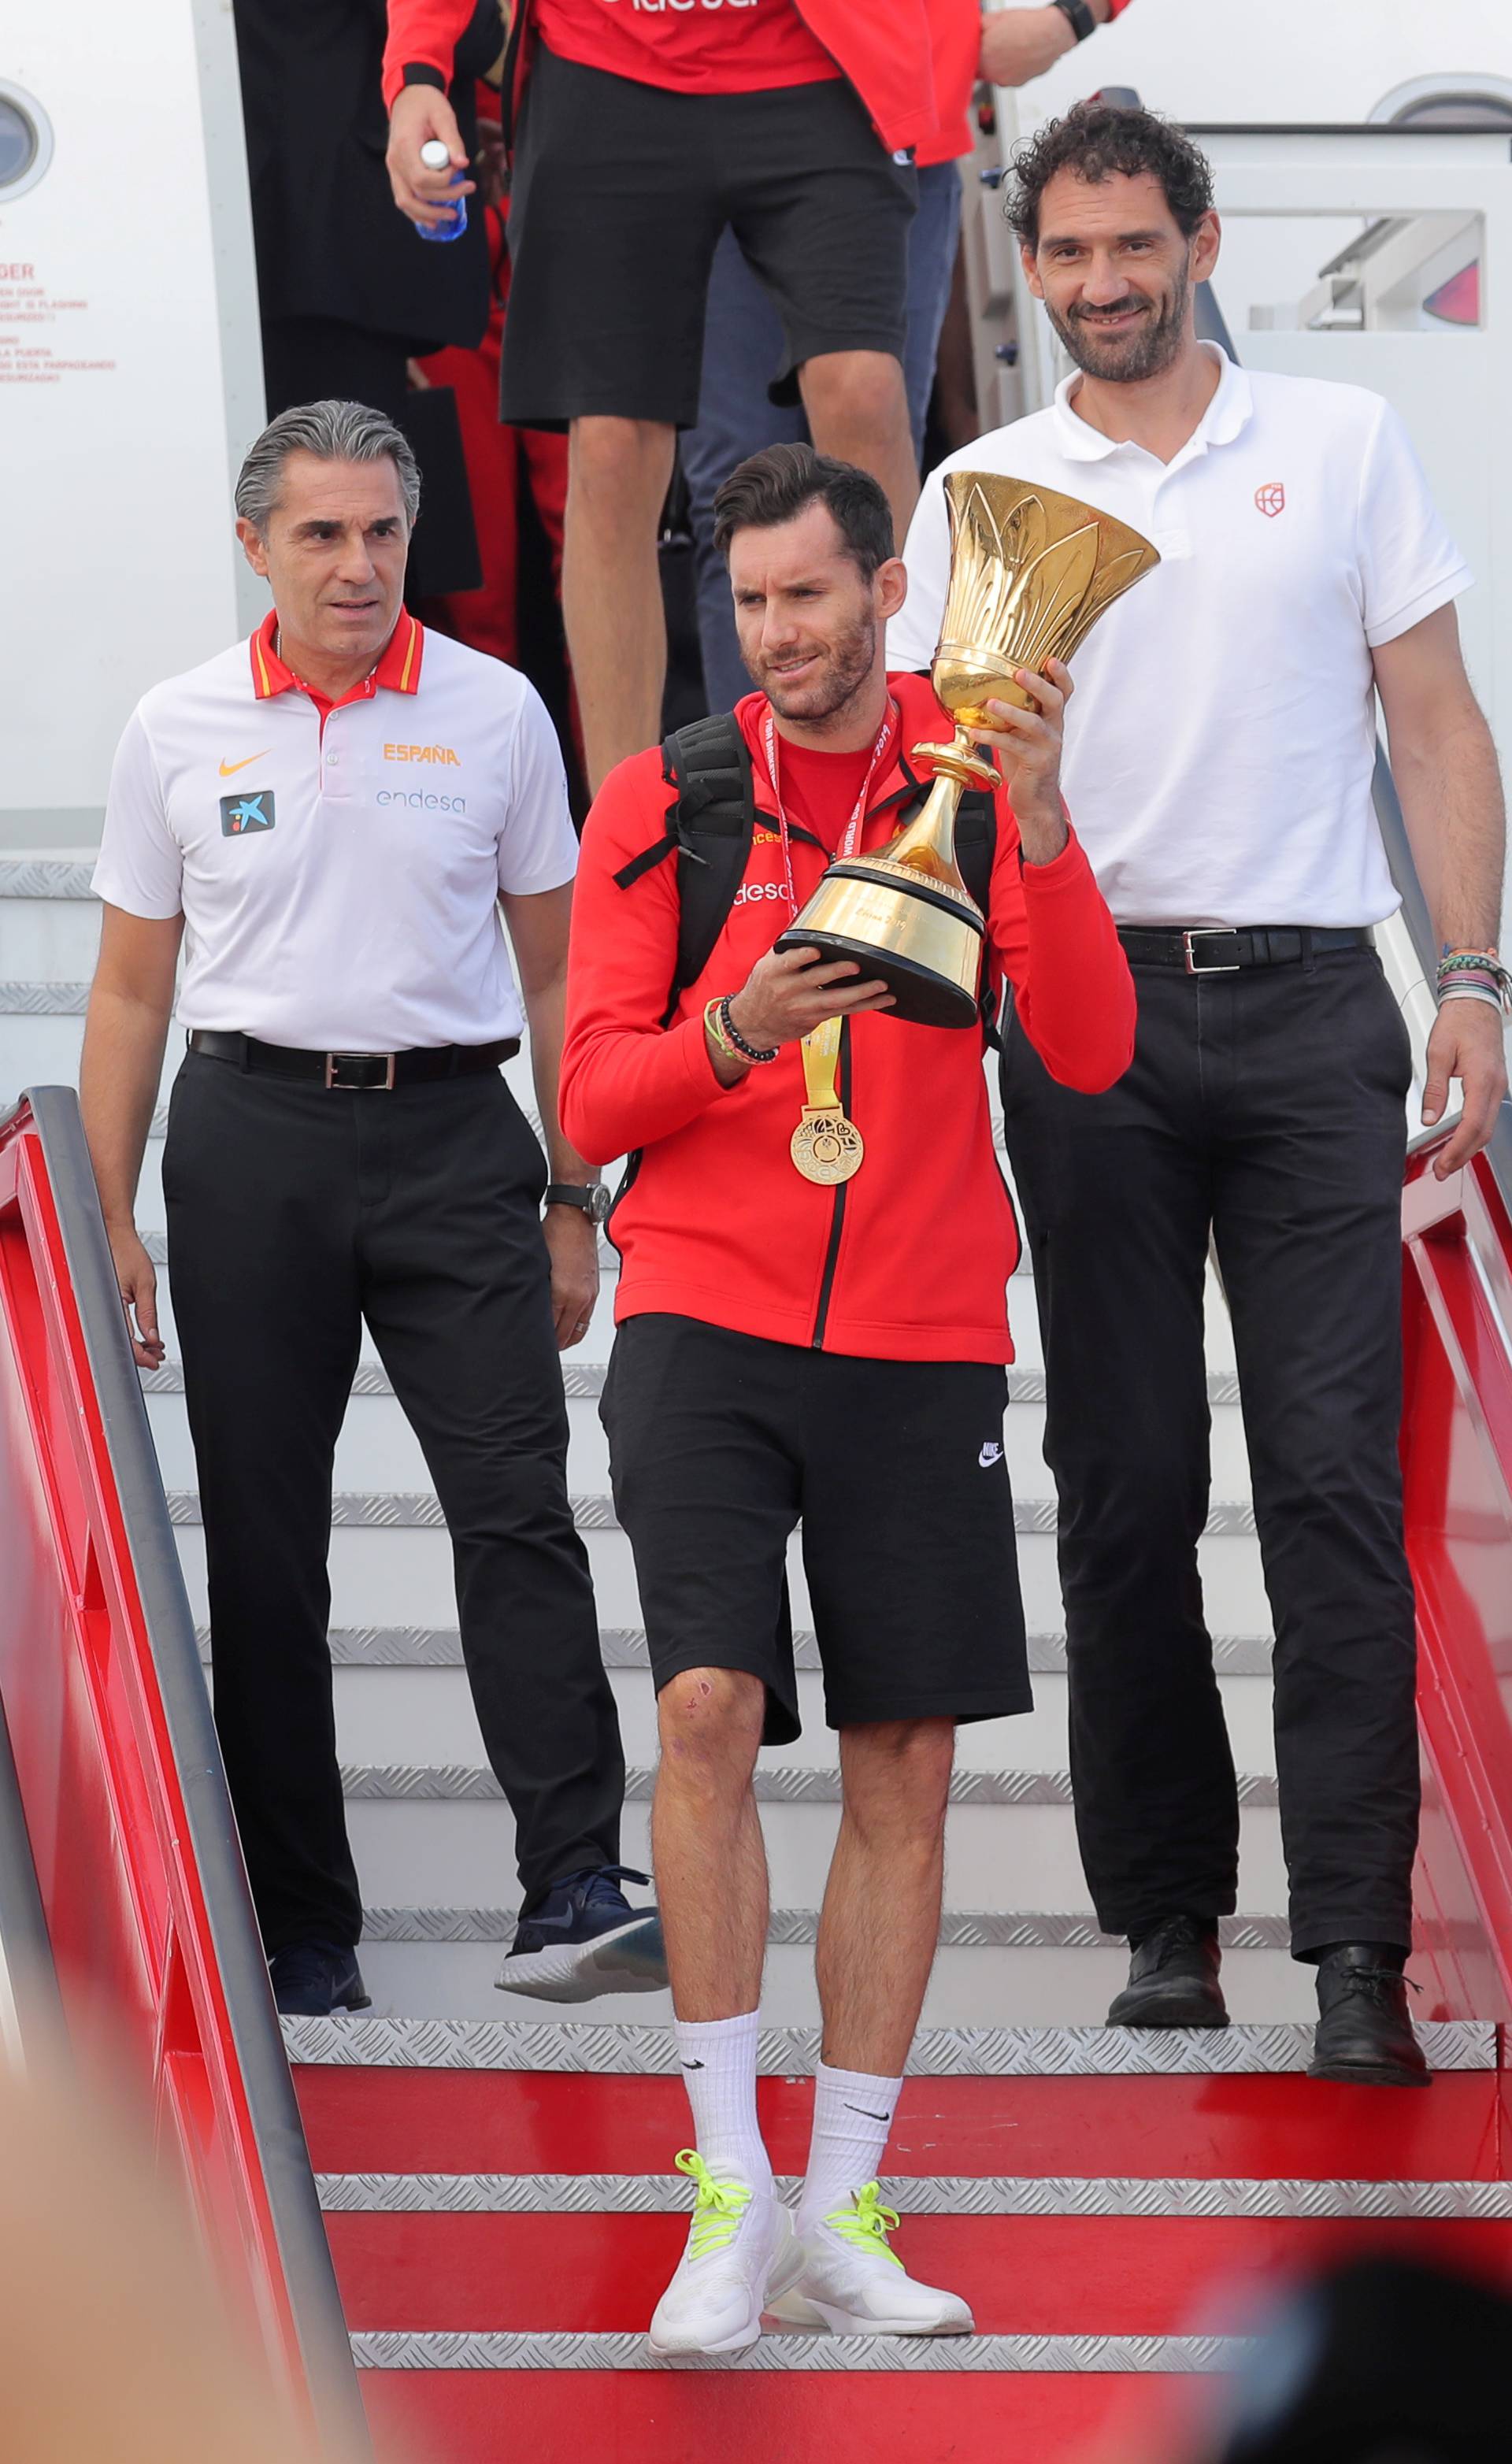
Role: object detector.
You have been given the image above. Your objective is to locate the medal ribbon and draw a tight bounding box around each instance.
[762,702,897,1117]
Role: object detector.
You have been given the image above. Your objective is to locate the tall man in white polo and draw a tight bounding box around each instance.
[80,399,662,2018]
[893,103,1508,2084]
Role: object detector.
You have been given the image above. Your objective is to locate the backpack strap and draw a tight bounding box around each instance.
[612,713,757,1025]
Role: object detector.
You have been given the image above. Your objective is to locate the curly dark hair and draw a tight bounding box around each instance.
[1006,99,1214,250]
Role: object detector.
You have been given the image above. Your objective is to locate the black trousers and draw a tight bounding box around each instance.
[999,945,1419,1958]
[163,1052,624,1953]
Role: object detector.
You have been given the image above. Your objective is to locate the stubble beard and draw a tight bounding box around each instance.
[754,613,878,732]
[1047,260,1191,384]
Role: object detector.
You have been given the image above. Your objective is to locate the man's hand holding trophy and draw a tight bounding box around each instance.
[775,471,1161,1027]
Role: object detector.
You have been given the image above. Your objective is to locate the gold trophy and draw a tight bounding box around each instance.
[775,472,1162,1028]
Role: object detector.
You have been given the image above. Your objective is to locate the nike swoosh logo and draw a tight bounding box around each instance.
[843,2103,891,2121]
[219,751,269,777]
[681,2058,706,2071]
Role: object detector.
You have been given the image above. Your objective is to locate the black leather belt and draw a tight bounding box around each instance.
[187,1029,520,1088]
[1117,926,1374,976]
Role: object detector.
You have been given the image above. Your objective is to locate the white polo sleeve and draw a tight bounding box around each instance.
[91,706,185,920]
[497,679,580,896]
[890,467,954,673]
[1357,398,1473,650]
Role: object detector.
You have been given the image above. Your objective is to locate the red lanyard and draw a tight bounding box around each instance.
[762,700,899,919]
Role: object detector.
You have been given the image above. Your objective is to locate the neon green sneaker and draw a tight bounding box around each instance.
[766,2181,974,2336]
[647,2151,802,2358]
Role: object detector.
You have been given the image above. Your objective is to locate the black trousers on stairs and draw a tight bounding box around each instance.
[999,943,1420,1958]
[164,1051,624,1955]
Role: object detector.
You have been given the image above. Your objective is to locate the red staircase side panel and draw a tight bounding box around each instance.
[0,1107,316,2416]
[1401,1143,1512,2021]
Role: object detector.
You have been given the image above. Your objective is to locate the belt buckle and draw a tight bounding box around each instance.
[324,1050,396,1091]
[1182,929,1241,976]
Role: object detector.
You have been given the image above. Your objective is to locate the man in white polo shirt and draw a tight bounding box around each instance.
[80,398,663,2018]
[894,103,1508,2085]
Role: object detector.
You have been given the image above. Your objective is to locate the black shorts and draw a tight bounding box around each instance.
[500,47,917,430]
[601,1315,1032,1743]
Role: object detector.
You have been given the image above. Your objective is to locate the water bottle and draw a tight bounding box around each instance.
[416,138,468,244]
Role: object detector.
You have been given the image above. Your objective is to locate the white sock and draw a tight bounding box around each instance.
[673,2010,772,2191]
[796,2060,904,2238]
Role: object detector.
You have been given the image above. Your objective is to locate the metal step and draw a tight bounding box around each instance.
[319,2169,1512,2220]
[320,1664,1280,1777]
[354,1937,1316,2029]
[281,2014,1496,2073]
[169,1514,1269,1635]
[339,1794,1292,1912]
[198,1622,1279,1677]
[348,2329,1248,2376]
[145,1372,1255,1496]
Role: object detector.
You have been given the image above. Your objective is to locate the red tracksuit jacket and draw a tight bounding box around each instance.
[383,0,939,157]
[561,672,1136,1365]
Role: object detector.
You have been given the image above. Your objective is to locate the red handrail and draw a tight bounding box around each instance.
[1401,1123,1512,2023]
[0,1088,365,2446]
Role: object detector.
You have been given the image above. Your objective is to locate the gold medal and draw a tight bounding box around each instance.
[790,1014,863,1184]
[791,1105,865,1184]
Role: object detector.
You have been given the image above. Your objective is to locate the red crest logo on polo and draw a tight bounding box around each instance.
[1254,481,1286,518]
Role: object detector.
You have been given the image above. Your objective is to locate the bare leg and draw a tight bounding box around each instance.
[652,1666,769,2020]
[816,1718,955,2073]
[563,416,678,794]
[799,350,920,551]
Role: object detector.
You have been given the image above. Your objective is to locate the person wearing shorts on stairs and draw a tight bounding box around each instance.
[383,0,928,791]
[561,443,1134,2355]
[894,102,1510,2088]
[80,398,663,2021]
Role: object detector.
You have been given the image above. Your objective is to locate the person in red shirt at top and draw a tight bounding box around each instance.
[561,443,1133,2354]
[682,0,1136,715]
[384,0,930,793]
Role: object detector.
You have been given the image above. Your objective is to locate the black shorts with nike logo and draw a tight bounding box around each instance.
[601,1315,1032,1743]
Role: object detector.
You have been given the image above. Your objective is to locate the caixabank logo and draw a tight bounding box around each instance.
[220,789,276,836]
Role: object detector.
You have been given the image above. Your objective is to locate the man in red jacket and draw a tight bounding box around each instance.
[562,443,1133,2355]
[384,0,927,791]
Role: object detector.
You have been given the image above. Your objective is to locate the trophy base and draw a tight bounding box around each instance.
[773,928,981,1029]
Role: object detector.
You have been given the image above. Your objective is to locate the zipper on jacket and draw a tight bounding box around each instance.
[809,1017,853,1350]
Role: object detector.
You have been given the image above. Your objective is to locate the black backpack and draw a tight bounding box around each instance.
[613,710,1000,1040]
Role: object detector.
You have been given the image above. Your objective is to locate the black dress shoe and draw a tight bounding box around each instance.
[1308,1945,1430,2088]
[269,1941,372,2018]
[1106,1914,1229,2029]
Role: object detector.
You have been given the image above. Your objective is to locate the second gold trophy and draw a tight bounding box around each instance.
[775,472,1161,1027]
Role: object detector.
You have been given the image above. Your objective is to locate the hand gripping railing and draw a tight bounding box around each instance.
[0,1086,369,2450]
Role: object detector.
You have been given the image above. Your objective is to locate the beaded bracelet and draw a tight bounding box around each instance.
[716,994,778,1065]
[704,995,779,1065]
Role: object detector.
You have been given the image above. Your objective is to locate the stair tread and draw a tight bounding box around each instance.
[358,1905,1292,1948]
[336,1763,1283,1806]
[317,2170,1512,2218]
[283,2015,1497,2074]
[165,1488,1262,1537]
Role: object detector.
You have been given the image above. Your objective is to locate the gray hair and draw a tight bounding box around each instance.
[234,398,421,534]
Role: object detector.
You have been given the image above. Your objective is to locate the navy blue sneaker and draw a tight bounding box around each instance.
[495,1865,666,2004]
[269,1941,372,2018]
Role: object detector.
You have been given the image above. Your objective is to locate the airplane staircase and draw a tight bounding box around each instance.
[1,840,1510,2458]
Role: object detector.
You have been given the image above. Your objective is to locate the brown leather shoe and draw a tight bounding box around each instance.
[1106,1914,1228,2029]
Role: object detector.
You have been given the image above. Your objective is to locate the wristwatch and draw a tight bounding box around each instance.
[544,1181,610,1225]
[1051,0,1099,40]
